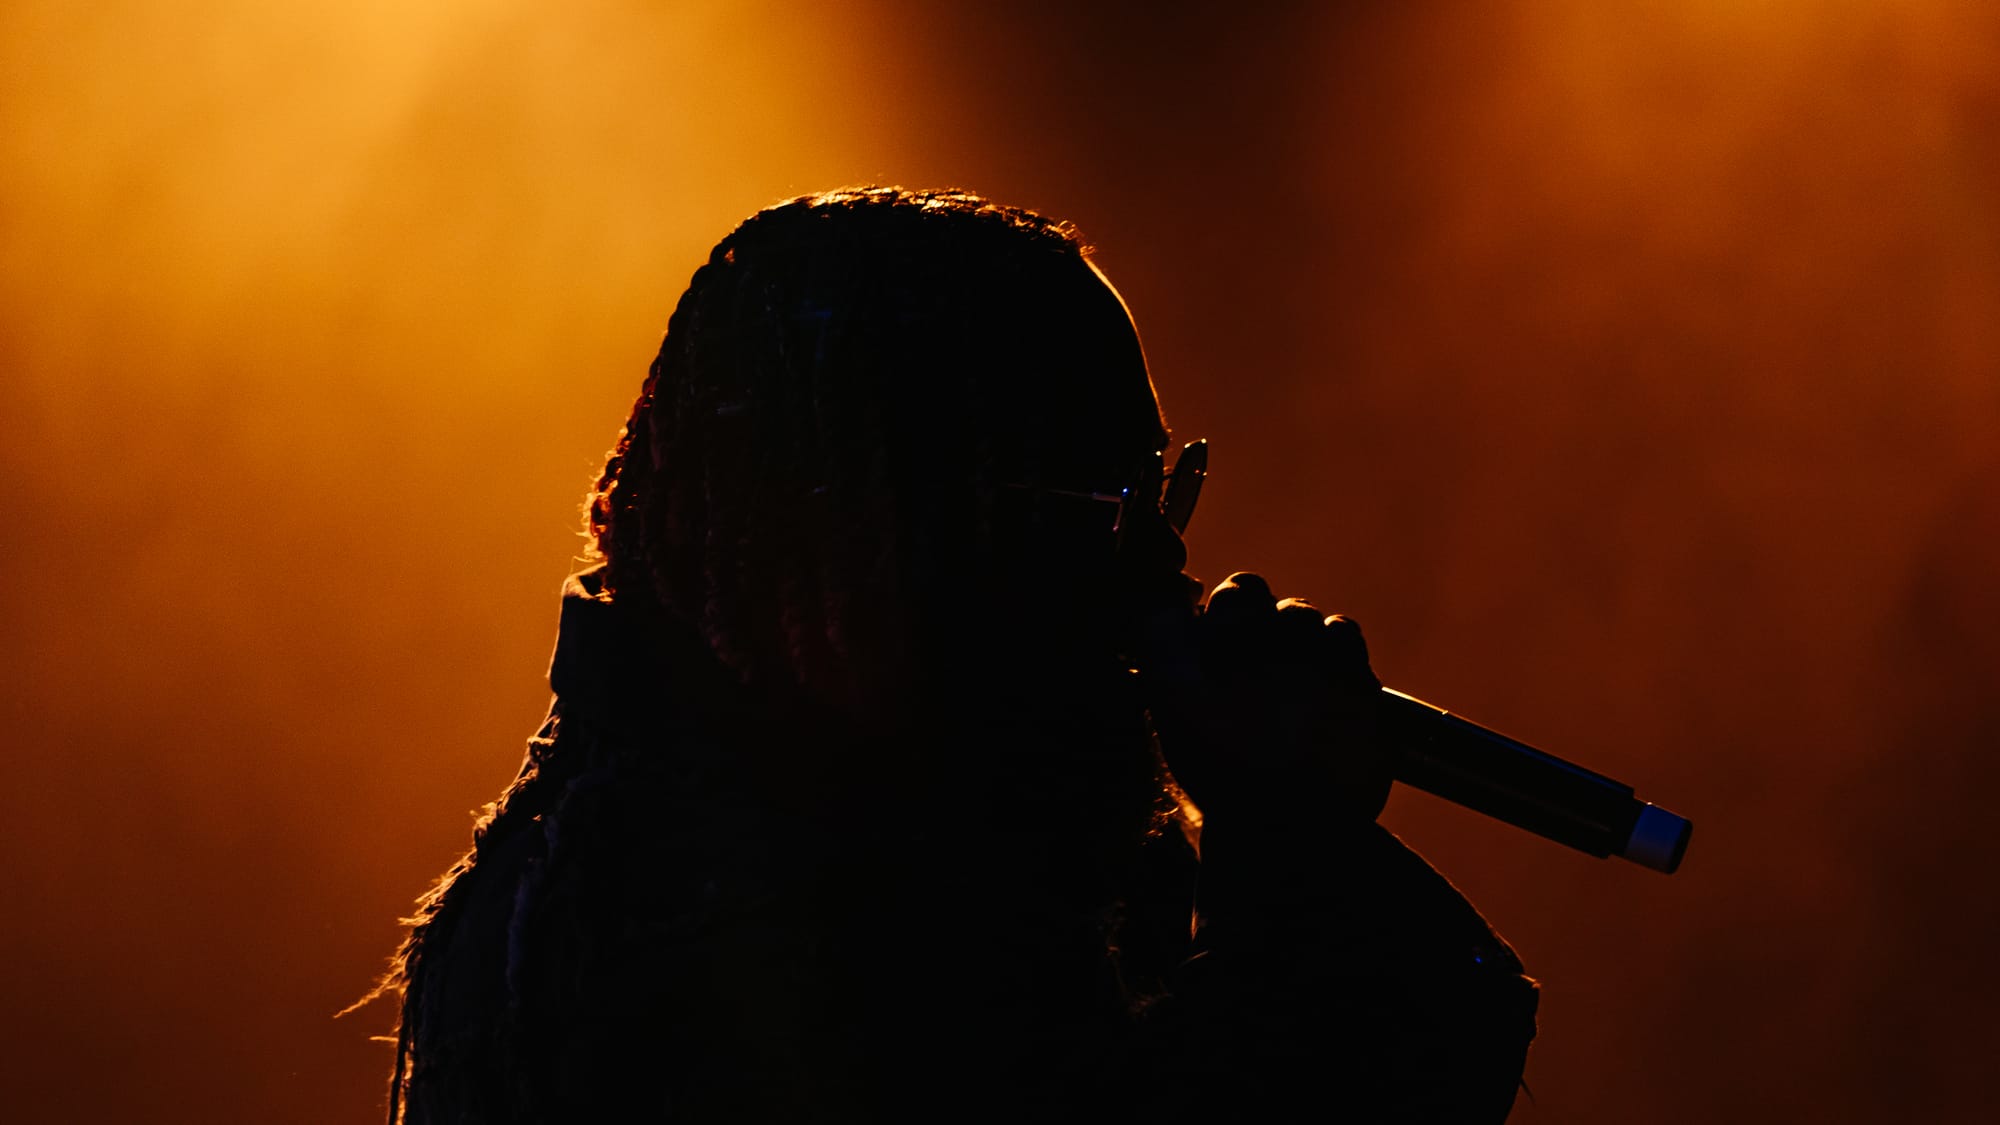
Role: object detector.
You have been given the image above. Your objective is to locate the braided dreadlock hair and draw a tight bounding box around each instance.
[585,186,1169,713]
[380,189,1194,1122]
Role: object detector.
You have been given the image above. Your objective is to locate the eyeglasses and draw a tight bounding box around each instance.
[1000,438,1208,541]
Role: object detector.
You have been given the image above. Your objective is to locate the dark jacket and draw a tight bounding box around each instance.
[390,570,1537,1123]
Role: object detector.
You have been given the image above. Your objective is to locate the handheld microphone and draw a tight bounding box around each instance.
[1378,687,1692,873]
[1147,437,1689,872]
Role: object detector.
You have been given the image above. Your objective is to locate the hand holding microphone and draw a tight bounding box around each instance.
[1137,570,1692,873]
[1138,572,1395,832]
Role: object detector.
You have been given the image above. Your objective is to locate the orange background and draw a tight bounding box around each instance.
[4,2,1996,1121]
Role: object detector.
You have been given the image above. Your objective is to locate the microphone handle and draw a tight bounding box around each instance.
[1379,687,1692,874]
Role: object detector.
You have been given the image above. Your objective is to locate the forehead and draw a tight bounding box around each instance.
[969,258,1167,484]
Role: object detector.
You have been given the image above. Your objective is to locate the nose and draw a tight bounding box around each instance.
[1118,499,1189,581]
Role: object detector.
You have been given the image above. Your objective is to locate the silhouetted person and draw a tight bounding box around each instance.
[379,188,1537,1122]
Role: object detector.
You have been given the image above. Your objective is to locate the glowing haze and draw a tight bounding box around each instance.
[2,1,1995,1121]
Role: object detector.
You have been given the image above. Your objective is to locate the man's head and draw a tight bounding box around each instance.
[589,187,1180,716]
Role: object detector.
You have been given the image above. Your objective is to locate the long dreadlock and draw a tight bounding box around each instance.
[379,188,1187,1122]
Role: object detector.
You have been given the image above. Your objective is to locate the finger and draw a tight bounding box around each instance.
[1321,613,1382,690]
[1204,571,1275,622]
[1274,598,1327,660]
